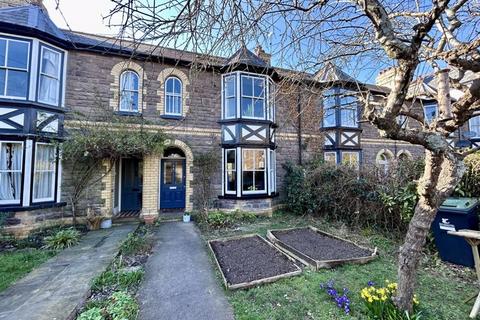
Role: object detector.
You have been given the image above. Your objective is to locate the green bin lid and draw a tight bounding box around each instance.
[439,197,479,212]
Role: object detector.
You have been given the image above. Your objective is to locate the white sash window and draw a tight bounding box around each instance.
[165,77,182,115]
[38,46,61,105]
[120,70,140,112]
[33,143,57,202]
[0,38,29,99]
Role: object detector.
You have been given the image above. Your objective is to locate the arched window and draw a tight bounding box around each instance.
[376,149,394,174]
[397,150,413,162]
[119,70,139,112]
[165,77,182,115]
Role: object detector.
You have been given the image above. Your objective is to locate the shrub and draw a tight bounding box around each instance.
[44,228,81,250]
[361,281,422,320]
[106,291,138,320]
[454,152,480,197]
[283,159,423,234]
[92,268,144,292]
[206,211,233,229]
[77,307,105,320]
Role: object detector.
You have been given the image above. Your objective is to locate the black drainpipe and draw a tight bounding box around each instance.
[297,92,302,165]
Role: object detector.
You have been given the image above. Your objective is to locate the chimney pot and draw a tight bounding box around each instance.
[254,45,272,66]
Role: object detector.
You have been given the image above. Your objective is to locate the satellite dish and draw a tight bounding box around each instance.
[462,131,478,138]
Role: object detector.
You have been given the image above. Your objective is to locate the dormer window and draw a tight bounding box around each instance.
[119,70,139,112]
[0,37,29,99]
[38,46,62,106]
[165,77,182,116]
[322,87,358,128]
[221,72,274,121]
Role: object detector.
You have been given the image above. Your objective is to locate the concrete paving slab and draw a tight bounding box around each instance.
[0,223,137,320]
[138,222,234,320]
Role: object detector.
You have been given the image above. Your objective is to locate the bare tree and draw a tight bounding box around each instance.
[105,0,480,312]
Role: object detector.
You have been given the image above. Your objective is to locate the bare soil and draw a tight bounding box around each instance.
[210,235,299,285]
[272,227,372,261]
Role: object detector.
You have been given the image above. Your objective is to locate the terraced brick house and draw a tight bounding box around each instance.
[0,1,477,237]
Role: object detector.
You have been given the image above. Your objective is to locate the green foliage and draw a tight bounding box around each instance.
[454,152,480,197]
[193,150,219,217]
[44,228,81,250]
[92,269,144,292]
[0,249,56,292]
[62,124,165,163]
[120,232,151,256]
[204,210,258,229]
[77,307,105,320]
[283,159,423,235]
[106,291,138,320]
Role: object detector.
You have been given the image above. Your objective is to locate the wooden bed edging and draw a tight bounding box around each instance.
[266,226,378,270]
[207,233,303,290]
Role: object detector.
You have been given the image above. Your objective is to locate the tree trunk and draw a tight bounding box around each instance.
[394,150,465,312]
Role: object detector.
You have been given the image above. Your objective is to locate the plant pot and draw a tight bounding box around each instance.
[100,218,112,229]
[144,215,156,225]
[183,214,191,223]
[86,217,103,231]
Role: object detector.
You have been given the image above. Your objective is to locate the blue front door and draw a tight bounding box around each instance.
[121,158,142,211]
[160,158,186,209]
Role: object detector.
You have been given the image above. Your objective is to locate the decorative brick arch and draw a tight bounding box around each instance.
[156,68,191,117]
[376,148,395,163]
[162,139,194,211]
[397,149,413,160]
[109,61,147,112]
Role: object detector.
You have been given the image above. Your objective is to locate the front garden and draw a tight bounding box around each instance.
[200,210,478,319]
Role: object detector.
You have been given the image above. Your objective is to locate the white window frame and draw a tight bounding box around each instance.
[242,148,267,195]
[241,74,266,120]
[0,37,30,100]
[164,76,182,116]
[341,151,360,170]
[268,149,276,194]
[339,90,358,128]
[32,142,57,203]
[469,115,480,138]
[223,74,237,119]
[0,141,24,205]
[119,70,140,112]
[38,45,62,106]
[267,78,275,122]
[225,148,236,195]
[324,151,337,165]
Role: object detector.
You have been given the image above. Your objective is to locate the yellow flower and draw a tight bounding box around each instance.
[368,297,373,303]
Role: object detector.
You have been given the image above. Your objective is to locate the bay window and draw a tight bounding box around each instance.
[38,46,62,105]
[119,70,140,112]
[0,38,30,99]
[324,151,337,165]
[341,151,360,169]
[221,72,275,121]
[269,149,276,194]
[0,142,23,204]
[33,143,57,202]
[322,87,358,128]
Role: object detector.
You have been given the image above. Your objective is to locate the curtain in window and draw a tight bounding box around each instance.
[33,144,56,201]
[0,143,22,202]
[39,48,60,105]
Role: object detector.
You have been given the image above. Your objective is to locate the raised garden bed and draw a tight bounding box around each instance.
[267,226,377,270]
[208,234,302,290]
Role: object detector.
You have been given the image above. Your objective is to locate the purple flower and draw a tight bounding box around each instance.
[367,281,375,287]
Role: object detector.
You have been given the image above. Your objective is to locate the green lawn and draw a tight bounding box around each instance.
[0,249,56,292]
[200,212,478,320]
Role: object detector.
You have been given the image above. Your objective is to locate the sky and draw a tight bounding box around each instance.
[44,0,117,36]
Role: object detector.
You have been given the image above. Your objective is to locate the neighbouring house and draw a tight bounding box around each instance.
[0,1,478,237]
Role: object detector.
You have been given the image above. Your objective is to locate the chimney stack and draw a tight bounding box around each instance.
[254,45,272,66]
[375,67,397,89]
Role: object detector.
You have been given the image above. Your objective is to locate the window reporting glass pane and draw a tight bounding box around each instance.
[340,107,357,127]
[0,142,23,201]
[175,161,183,184]
[242,97,254,117]
[242,76,252,96]
[164,162,173,184]
[424,104,438,123]
[253,78,264,97]
[226,149,236,191]
[254,99,264,118]
[6,70,28,97]
[7,41,28,69]
[225,97,236,118]
[0,39,6,66]
[33,144,56,201]
[470,116,480,137]
[39,75,59,105]
[243,149,254,170]
[41,48,60,76]
[225,76,235,97]
[255,171,265,190]
[242,171,254,191]
[0,70,4,94]
[255,150,265,169]
[324,152,336,165]
[173,78,181,93]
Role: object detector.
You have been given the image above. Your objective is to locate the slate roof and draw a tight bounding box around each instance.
[226,46,268,68]
[314,62,357,83]
[0,4,67,40]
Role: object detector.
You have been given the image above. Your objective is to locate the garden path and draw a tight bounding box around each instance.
[138,221,234,320]
[0,223,137,320]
